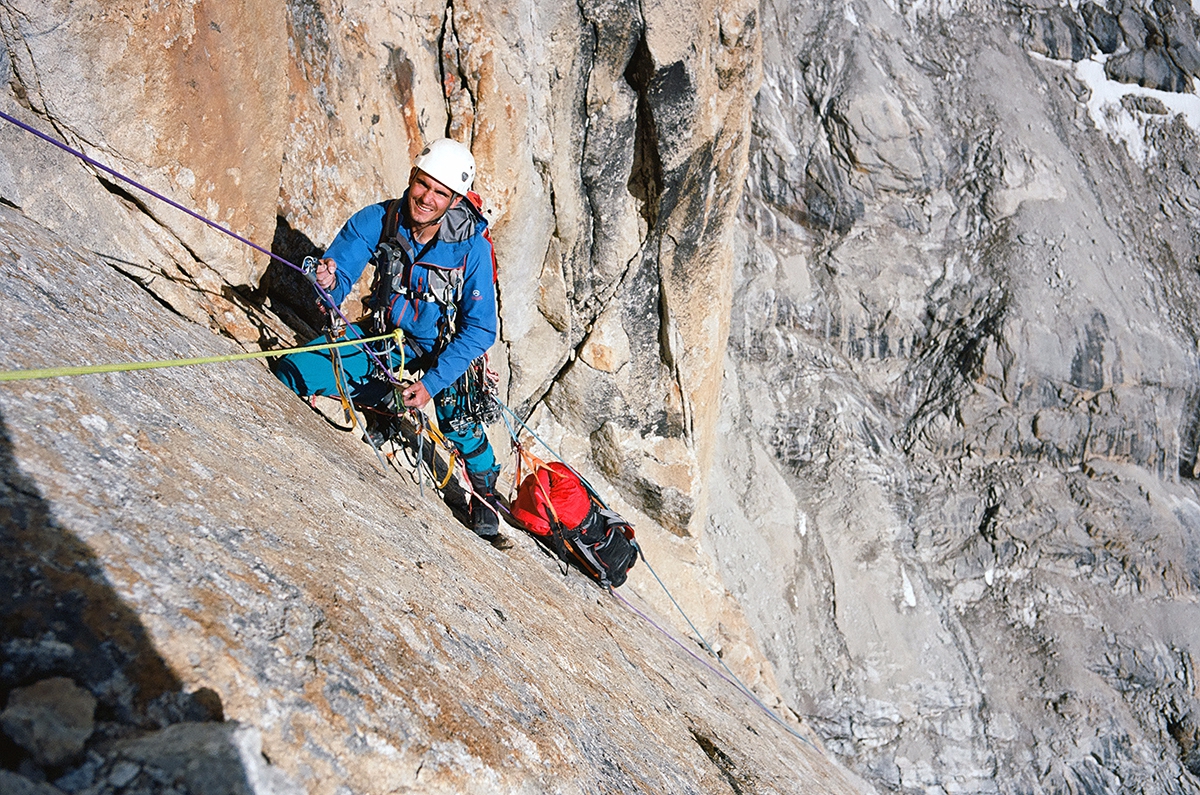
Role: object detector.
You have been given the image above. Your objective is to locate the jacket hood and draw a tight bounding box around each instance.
[438,197,487,244]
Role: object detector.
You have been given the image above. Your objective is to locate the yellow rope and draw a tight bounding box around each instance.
[404,410,459,489]
[0,329,404,382]
[328,332,358,428]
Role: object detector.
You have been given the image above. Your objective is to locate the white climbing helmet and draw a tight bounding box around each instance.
[413,138,475,195]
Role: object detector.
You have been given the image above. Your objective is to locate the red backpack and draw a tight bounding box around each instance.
[510,460,638,588]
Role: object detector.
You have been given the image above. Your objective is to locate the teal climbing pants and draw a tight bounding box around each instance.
[273,324,497,476]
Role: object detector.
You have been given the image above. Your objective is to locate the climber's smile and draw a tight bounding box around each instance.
[407,169,461,235]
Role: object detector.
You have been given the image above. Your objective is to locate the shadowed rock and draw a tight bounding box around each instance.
[1106,48,1192,92]
[1027,8,1091,61]
[1082,3,1122,54]
[1,678,96,767]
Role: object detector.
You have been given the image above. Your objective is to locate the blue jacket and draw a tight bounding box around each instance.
[323,195,498,396]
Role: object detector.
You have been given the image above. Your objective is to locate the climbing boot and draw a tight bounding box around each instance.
[468,468,510,548]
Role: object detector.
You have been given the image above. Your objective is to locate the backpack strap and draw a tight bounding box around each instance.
[464,191,499,284]
[370,200,444,333]
[371,195,487,355]
[382,197,404,242]
[370,199,405,330]
[520,452,573,567]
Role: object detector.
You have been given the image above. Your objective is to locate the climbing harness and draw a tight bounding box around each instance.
[371,195,500,434]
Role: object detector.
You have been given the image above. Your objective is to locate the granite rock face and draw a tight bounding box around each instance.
[0,0,761,626]
[2,0,1200,792]
[0,0,292,342]
[711,0,1200,791]
[0,205,861,792]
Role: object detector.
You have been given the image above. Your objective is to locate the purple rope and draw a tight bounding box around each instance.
[493,401,821,753]
[609,588,822,755]
[1,109,292,270]
[5,109,813,752]
[0,108,399,383]
[610,588,750,691]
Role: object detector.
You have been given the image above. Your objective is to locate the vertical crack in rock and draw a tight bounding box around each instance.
[623,33,663,232]
[523,0,662,419]
[0,6,42,114]
[85,172,277,346]
[573,0,646,324]
[437,1,476,142]
[689,728,751,794]
[657,237,689,440]
[574,0,600,293]
[436,3,456,136]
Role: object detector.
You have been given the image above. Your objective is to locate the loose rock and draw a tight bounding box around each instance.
[1,678,96,767]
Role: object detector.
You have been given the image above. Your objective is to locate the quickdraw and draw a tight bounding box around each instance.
[436,355,502,433]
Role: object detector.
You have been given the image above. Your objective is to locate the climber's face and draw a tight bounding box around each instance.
[407,168,461,228]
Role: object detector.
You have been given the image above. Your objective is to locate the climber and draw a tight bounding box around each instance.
[273,138,510,548]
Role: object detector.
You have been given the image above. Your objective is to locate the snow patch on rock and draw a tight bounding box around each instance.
[1072,57,1200,163]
